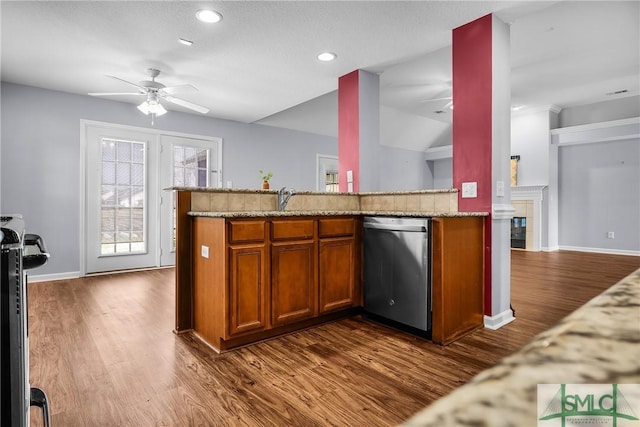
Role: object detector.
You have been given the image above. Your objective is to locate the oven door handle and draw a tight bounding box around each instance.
[23,233,50,270]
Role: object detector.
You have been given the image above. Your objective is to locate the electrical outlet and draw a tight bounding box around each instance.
[201,245,209,258]
[607,232,615,239]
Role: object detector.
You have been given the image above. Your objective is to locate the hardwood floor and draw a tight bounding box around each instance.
[28,251,639,426]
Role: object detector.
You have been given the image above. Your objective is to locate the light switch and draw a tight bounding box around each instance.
[461,182,477,198]
[496,180,505,197]
[201,245,209,259]
[226,180,233,188]
[346,170,353,183]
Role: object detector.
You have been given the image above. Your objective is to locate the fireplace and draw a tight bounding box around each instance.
[511,217,527,249]
[510,185,546,251]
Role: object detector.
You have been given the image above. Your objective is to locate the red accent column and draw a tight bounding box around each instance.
[338,70,360,192]
[453,14,494,315]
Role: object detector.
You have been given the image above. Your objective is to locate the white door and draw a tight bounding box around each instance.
[159,135,221,266]
[85,125,159,273]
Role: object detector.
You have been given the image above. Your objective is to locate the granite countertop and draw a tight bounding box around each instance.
[401,268,640,427]
[188,210,487,218]
[168,186,457,195]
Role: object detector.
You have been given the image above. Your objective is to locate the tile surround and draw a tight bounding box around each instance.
[179,188,470,216]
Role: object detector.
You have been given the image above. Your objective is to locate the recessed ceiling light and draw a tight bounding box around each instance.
[178,38,193,46]
[511,105,524,111]
[317,52,337,62]
[196,9,223,23]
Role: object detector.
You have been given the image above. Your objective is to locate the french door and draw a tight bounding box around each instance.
[159,135,221,266]
[85,125,159,273]
[84,122,221,274]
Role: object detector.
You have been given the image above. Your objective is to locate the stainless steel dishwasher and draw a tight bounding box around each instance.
[363,216,431,333]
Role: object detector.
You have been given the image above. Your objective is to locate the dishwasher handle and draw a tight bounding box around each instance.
[363,223,428,232]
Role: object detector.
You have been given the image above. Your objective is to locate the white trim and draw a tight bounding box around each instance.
[483,309,515,330]
[492,203,515,220]
[424,145,452,160]
[558,246,640,257]
[27,271,80,283]
[550,117,640,135]
[511,104,562,117]
[551,117,640,147]
[542,246,560,252]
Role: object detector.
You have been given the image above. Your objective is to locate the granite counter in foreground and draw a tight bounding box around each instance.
[401,268,640,427]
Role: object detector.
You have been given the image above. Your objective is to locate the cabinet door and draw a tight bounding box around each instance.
[228,245,268,336]
[271,241,317,326]
[319,237,356,313]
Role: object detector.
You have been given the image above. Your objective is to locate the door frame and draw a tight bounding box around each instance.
[79,119,222,276]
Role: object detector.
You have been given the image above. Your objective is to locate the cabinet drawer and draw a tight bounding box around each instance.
[319,218,355,238]
[228,220,265,244]
[271,219,314,240]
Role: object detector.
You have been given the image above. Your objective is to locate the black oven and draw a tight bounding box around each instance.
[1,214,51,427]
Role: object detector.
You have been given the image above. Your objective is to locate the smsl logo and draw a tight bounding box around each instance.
[538,384,640,427]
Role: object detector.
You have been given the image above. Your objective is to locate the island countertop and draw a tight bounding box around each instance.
[187,210,488,218]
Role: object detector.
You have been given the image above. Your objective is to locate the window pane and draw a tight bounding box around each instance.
[131,164,144,186]
[102,185,116,206]
[102,162,115,185]
[132,143,144,163]
[102,139,116,161]
[117,141,131,161]
[100,138,146,255]
[198,170,207,187]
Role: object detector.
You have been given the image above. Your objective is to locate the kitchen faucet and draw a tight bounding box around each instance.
[277,187,296,211]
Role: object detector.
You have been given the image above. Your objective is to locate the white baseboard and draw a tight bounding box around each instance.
[542,245,560,252]
[26,271,81,283]
[484,309,515,330]
[558,245,640,256]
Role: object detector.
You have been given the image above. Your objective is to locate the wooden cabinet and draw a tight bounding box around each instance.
[228,244,267,335]
[271,241,317,326]
[318,218,360,313]
[191,216,359,352]
[431,217,485,345]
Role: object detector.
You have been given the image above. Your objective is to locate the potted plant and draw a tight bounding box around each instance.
[259,170,273,189]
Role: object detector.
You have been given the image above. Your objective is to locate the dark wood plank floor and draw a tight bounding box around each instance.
[28,251,639,426]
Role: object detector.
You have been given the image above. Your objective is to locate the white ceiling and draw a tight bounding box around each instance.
[2,1,638,152]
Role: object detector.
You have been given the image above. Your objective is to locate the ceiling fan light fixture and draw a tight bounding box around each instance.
[196,9,223,23]
[137,99,167,116]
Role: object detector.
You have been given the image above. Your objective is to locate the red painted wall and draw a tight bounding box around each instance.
[338,70,360,192]
[452,14,494,314]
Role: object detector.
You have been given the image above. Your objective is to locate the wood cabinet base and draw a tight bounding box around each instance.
[193,308,361,353]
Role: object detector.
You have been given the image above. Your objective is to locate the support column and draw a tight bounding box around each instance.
[453,14,514,329]
[338,70,380,192]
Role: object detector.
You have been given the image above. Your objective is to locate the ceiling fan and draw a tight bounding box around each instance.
[88,68,210,119]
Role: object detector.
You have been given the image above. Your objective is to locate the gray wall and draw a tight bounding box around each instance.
[378,145,431,191]
[558,138,640,252]
[0,82,337,276]
[559,95,640,128]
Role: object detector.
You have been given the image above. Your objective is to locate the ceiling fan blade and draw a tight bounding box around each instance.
[163,96,209,114]
[160,84,198,95]
[88,92,145,96]
[105,75,147,92]
[419,96,453,103]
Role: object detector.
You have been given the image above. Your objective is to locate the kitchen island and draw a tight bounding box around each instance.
[171,188,488,352]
